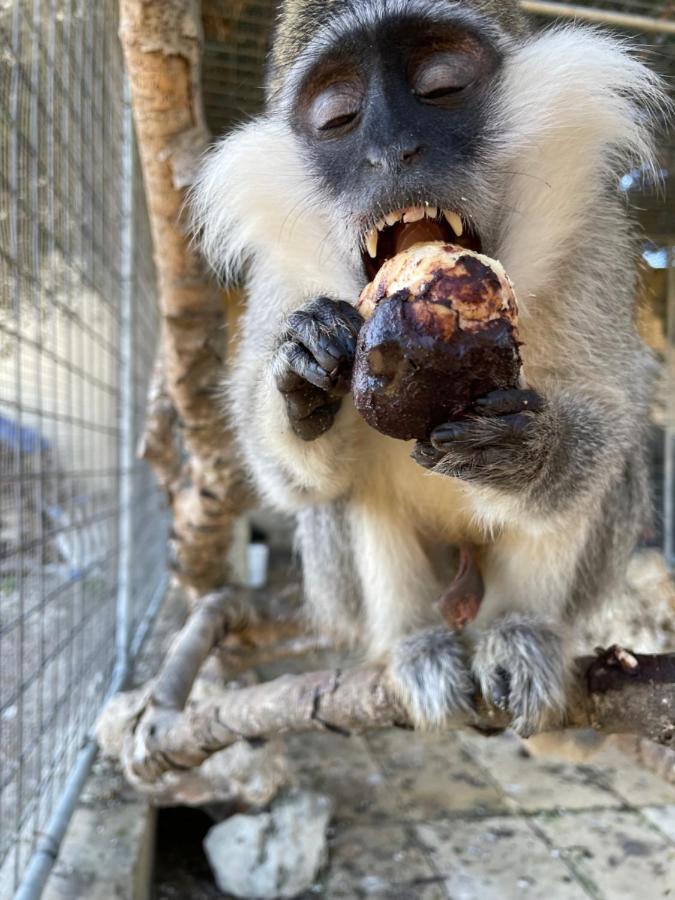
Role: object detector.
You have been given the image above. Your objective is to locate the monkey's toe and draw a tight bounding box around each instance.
[472,615,567,737]
[389,628,474,730]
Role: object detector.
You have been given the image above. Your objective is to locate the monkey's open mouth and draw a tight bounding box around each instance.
[361,205,481,280]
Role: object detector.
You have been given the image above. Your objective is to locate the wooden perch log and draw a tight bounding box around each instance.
[120,0,251,596]
[109,587,675,783]
[98,589,675,789]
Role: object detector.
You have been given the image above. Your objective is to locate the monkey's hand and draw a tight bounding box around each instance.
[411,388,546,489]
[274,297,364,442]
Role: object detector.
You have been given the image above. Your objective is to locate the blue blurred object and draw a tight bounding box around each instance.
[642,246,669,269]
[0,413,50,454]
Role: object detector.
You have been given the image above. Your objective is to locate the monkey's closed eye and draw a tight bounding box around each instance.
[308,81,363,133]
[411,52,483,103]
[418,83,469,101]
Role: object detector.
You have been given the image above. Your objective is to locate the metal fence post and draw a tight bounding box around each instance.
[114,77,136,688]
[666,245,675,570]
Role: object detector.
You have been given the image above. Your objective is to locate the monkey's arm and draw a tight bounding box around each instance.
[413,385,639,515]
[230,283,362,510]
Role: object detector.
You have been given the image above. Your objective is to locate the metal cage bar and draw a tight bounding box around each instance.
[521,1,675,35]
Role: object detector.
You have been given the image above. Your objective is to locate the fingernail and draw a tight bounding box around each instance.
[324,339,346,362]
[431,424,462,444]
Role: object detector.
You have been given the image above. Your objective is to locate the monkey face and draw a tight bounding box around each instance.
[285,9,503,280]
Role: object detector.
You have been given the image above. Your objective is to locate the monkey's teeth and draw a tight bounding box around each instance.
[375,218,387,232]
[443,210,464,237]
[424,205,438,219]
[365,228,378,259]
[384,211,401,226]
[403,206,425,223]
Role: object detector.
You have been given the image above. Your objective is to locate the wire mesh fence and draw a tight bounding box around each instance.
[0,1,168,896]
[0,0,670,897]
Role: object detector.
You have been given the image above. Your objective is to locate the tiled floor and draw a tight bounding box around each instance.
[286,727,675,899]
[147,569,675,899]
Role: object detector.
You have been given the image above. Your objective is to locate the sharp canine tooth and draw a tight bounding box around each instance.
[403,206,424,223]
[444,210,464,237]
[384,211,400,226]
[366,228,378,258]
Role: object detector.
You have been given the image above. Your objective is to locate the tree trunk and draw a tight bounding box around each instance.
[119,0,250,596]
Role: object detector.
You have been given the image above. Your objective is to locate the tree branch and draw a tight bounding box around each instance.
[97,589,675,787]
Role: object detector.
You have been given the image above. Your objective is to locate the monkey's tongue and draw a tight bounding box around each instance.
[364,216,458,281]
[393,219,449,254]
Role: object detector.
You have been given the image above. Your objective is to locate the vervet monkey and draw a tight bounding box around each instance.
[193,0,667,735]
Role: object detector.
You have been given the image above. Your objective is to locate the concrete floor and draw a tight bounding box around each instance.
[158,551,675,900]
[285,725,675,899]
[45,556,675,900]
[61,712,675,900]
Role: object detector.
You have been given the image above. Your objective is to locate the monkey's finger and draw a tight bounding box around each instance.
[275,341,335,392]
[283,383,329,420]
[285,310,349,374]
[473,663,511,716]
[275,365,306,394]
[471,389,544,417]
[410,441,445,469]
[489,667,511,712]
[429,420,485,449]
[430,413,535,451]
[312,298,364,343]
[495,412,538,441]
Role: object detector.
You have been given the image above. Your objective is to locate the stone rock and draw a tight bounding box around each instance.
[203,789,333,899]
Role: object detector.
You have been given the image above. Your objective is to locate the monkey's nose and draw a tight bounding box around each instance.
[366,144,423,170]
[400,144,423,165]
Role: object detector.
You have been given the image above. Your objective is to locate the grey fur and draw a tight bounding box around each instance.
[390,628,474,728]
[471,614,568,736]
[269,0,529,97]
[295,502,363,645]
[192,3,669,734]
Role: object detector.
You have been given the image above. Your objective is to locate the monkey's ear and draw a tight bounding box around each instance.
[190,117,317,283]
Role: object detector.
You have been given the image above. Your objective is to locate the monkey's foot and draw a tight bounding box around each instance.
[389,628,474,729]
[472,614,567,737]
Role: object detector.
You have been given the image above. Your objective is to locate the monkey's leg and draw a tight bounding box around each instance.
[349,505,474,728]
[471,534,571,737]
[296,502,363,646]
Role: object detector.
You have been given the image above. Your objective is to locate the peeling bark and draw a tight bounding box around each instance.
[120,0,251,596]
[108,651,675,785]
[137,351,181,497]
